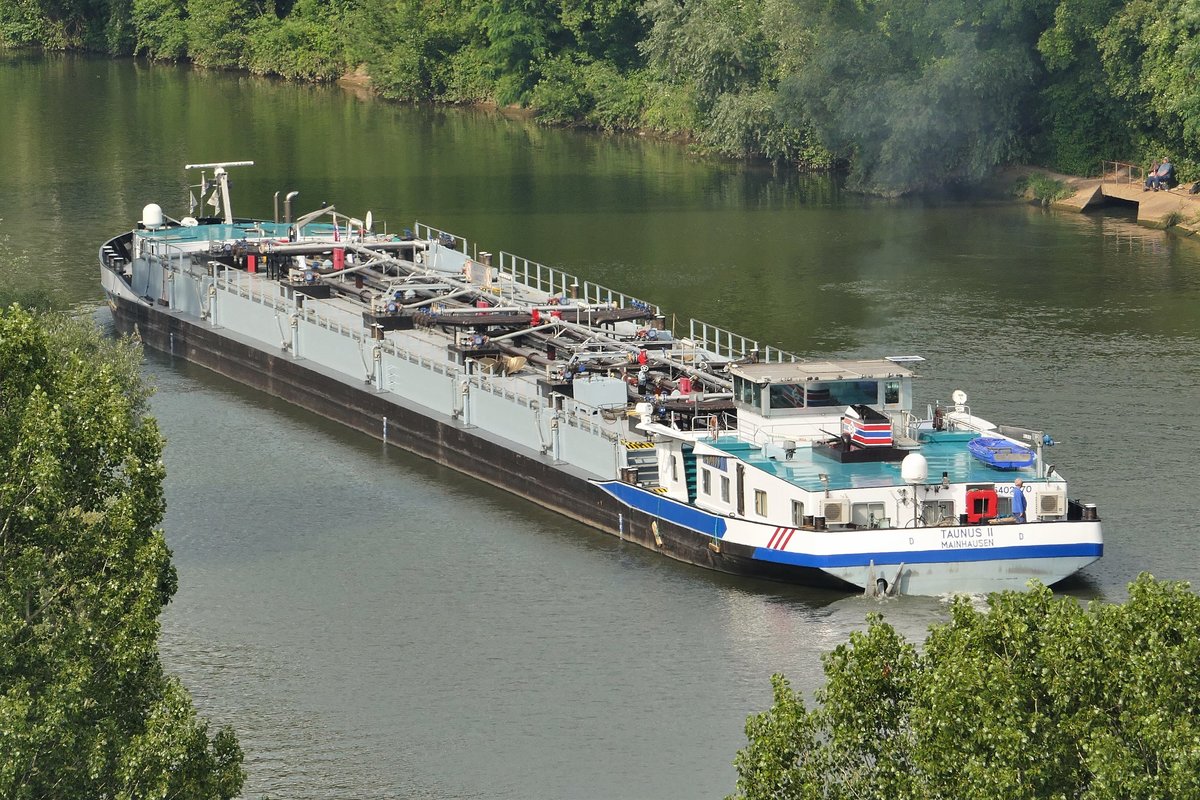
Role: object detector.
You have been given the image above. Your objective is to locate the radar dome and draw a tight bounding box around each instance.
[901,452,929,486]
[141,203,164,229]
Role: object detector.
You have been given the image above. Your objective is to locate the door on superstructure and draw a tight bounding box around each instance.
[736,463,745,516]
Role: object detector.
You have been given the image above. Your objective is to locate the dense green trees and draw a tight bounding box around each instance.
[0,307,244,799]
[729,575,1200,799]
[778,0,1056,192]
[2,0,1200,191]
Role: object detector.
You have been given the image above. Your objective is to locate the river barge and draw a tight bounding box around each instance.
[99,162,1103,596]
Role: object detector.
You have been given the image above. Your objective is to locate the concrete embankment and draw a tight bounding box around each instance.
[1048,169,1200,235]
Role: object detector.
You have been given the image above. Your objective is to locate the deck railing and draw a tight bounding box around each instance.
[494,251,660,314]
[414,222,469,255]
[686,318,801,363]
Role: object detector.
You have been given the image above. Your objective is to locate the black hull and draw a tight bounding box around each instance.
[108,291,856,592]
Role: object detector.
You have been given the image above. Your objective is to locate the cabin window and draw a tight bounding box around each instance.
[754,490,768,517]
[922,500,955,525]
[668,455,678,482]
[852,502,888,528]
[701,468,712,495]
[769,384,805,410]
[884,380,900,405]
[702,455,728,470]
[791,500,805,526]
[720,476,730,503]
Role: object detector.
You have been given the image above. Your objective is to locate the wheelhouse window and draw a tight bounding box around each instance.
[668,455,678,482]
[884,380,900,405]
[754,489,768,517]
[720,476,730,503]
[701,468,712,495]
[769,384,805,410]
[807,380,878,408]
[734,376,763,409]
[791,500,805,526]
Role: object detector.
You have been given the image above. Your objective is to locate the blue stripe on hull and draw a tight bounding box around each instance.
[753,542,1104,569]
[597,481,727,537]
[596,481,1102,568]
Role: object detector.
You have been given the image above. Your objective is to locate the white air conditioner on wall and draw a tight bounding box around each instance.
[1037,491,1066,518]
[823,498,850,524]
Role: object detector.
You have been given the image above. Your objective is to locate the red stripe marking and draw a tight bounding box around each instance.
[768,527,783,549]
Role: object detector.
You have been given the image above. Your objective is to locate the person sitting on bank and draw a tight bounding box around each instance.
[1145,157,1175,191]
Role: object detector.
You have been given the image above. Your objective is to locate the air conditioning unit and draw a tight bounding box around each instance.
[1037,491,1066,518]
[823,498,850,524]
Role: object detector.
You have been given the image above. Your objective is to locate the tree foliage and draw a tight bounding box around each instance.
[185,0,253,67]
[730,575,1200,800]
[0,307,244,799]
[777,0,1054,193]
[244,0,347,80]
[131,0,186,59]
[4,0,1200,190]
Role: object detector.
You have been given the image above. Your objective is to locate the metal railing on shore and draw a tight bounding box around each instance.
[1101,160,1144,185]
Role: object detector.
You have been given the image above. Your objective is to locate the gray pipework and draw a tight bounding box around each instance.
[413,302,602,315]
[402,288,477,308]
[485,322,563,342]
[290,205,336,238]
[284,191,299,223]
[554,318,734,391]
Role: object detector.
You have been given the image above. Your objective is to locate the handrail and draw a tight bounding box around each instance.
[1101,160,1144,185]
[686,318,801,363]
[495,251,660,314]
[414,222,468,254]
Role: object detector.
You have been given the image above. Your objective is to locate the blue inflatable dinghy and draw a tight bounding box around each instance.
[968,436,1035,470]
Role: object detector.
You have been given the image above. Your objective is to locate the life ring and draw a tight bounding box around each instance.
[965,488,998,523]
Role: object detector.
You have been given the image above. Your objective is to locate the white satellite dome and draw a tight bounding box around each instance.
[901,452,929,486]
[141,203,164,229]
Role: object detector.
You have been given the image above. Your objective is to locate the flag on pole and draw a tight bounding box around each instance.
[332,218,340,242]
[208,189,220,210]
[189,191,198,214]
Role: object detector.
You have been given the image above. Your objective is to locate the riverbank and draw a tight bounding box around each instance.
[1009,165,1200,236]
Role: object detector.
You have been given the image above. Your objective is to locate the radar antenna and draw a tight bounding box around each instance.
[184,161,255,225]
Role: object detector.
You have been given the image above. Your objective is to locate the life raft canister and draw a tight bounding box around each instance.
[965,488,998,523]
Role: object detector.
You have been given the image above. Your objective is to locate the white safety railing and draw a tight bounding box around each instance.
[495,252,659,314]
[687,318,800,363]
[414,222,468,254]
[218,267,289,312]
